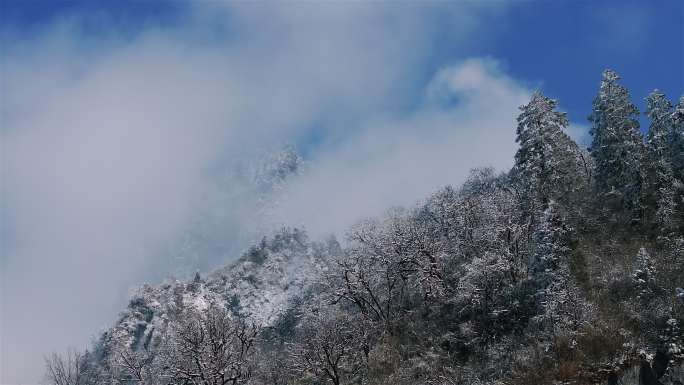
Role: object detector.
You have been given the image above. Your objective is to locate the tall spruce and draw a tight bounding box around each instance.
[531,201,570,283]
[588,69,645,221]
[514,91,574,215]
[672,96,684,184]
[645,90,676,231]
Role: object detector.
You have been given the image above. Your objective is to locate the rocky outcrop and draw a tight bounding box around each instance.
[95,228,334,362]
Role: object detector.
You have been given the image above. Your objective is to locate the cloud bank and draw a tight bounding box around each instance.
[0,3,543,383]
[273,58,530,237]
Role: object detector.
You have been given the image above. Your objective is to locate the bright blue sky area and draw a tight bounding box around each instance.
[419,0,683,134]
[2,0,682,132]
[490,0,683,132]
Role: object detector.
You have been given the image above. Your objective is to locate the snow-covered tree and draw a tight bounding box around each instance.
[454,168,528,273]
[588,69,645,220]
[514,92,570,211]
[539,263,592,336]
[44,349,100,385]
[289,311,367,385]
[111,346,165,385]
[645,90,677,231]
[165,305,258,385]
[646,91,675,159]
[329,219,408,332]
[529,202,591,337]
[633,247,657,300]
[671,96,684,184]
[530,201,570,284]
[252,346,293,385]
[457,251,515,309]
[330,207,452,334]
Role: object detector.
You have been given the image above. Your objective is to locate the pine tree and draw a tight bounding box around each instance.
[514,91,575,215]
[645,90,676,231]
[531,201,570,286]
[532,202,590,335]
[588,69,645,221]
[633,247,656,300]
[670,97,684,233]
[671,97,684,185]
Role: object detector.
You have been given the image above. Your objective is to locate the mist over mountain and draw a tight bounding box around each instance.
[2,2,683,385]
[42,71,684,385]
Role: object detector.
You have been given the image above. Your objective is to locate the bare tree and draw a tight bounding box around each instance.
[250,345,293,385]
[44,349,98,385]
[290,311,366,385]
[111,346,165,385]
[329,210,449,334]
[165,305,258,385]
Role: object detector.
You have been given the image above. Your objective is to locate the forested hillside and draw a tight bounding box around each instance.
[45,70,684,385]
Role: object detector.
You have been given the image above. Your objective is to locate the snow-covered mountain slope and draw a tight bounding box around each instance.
[97,228,337,356]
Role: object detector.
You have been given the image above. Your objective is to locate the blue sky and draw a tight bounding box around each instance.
[489,0,683,132]
[2,0,682,133]
[420,0,683,134]
[1,1,682,383]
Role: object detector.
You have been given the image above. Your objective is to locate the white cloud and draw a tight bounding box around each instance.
[0,3,520,383]
[271,58,530,237]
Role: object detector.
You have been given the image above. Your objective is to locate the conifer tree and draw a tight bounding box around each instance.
[531,201,570,286]
[588,69,645,221]
[671,96,684,185]
[645,90,676,231]
[532,202,590,335]
[514,92,577,216]
[633,247,657,300]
